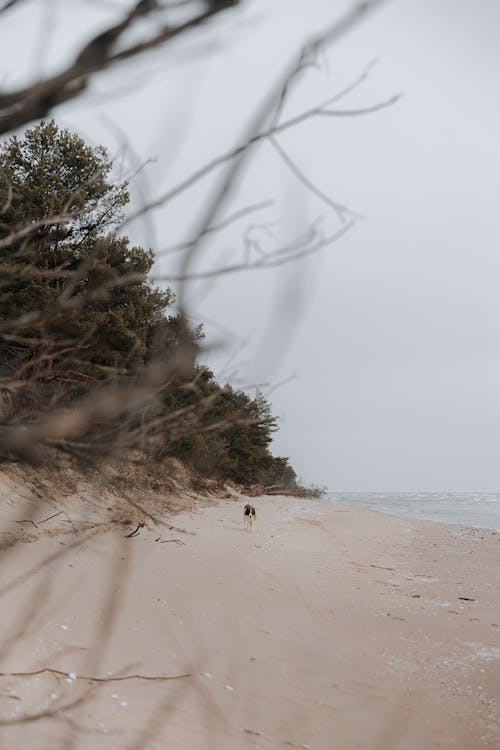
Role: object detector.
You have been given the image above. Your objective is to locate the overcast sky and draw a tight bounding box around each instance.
[2,0,500,492]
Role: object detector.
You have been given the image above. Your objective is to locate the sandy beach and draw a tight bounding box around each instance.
[0,493,499,749]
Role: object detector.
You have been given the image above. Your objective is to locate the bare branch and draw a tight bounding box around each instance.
[0,0,25,14]
[268,135,361,223]
[0,212,76,251]
[123,77,400,230]
[0,1,237,135]
[158,199,274,256]
[152,219,354,282]
[174,0,392,305]
[318,94,402,118]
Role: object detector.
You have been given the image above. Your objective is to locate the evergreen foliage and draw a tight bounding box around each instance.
[0,122,297,489]
[0,121,173,381]
[161,367,297,487]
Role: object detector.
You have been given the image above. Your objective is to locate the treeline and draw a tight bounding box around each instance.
[0,121,297,489]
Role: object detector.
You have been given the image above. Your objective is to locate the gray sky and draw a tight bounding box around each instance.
[2,0,500,491]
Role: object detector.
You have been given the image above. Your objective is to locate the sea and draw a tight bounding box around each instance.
[326,492,500,532]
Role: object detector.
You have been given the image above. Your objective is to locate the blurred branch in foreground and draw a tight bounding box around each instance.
[0,0,396,481]
[0,2,405,745]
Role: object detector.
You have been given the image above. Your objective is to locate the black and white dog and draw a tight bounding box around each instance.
[243,503,256,531]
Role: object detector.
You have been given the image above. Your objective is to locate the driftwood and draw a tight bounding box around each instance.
[38,511,63,524]
[16,511,76,531]
[15,519,38,528]
[125,522,145,538]
[155,536,186,545]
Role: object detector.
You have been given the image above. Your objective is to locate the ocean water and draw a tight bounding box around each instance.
[326,492,500,532]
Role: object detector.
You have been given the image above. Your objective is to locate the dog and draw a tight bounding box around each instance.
[243,503,256,531]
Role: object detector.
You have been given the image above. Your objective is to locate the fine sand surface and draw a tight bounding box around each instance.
[0,494,499,749]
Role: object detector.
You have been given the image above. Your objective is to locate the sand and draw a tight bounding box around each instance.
[0,494,499,749]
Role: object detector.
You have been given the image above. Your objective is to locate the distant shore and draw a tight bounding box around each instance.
[328,490,500,533]
[0,494,499,749]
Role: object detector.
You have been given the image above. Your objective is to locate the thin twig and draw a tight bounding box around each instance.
[175,0,392,306]
[151,220,354,282]
[38,511,63,524]
[157,538,186,545]
[0,667,191,682]
[268,134,360,222]
[158,200,274,256]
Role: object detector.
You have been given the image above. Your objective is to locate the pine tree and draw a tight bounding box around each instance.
[0,121,173,385]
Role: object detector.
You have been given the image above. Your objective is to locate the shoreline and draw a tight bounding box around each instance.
[326,492,500,534]
[0,494,499,748]
[333,501,500,535]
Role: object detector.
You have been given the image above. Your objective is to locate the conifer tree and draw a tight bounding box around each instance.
[0,121,173,383]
